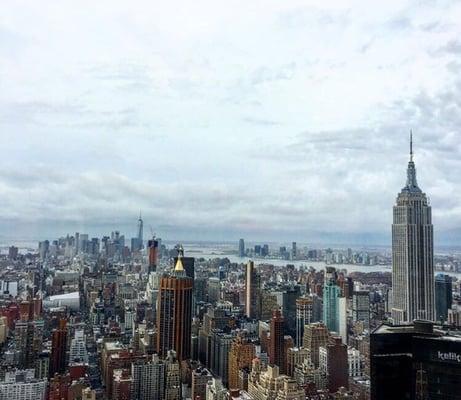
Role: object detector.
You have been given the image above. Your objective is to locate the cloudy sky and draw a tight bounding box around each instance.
[1,0,461,245]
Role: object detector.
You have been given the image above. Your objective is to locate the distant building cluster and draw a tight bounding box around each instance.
[0,139,460,400]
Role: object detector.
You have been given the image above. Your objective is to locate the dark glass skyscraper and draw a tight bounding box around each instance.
[391,134,435,323]
[435,274,452,323]
[269,309,285,373]
[50,319,68,376]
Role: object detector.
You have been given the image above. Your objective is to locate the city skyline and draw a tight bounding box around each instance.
[1,1,461,244]
[2,2,461,400]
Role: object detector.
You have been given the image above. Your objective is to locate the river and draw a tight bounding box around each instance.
[183,246,461,280]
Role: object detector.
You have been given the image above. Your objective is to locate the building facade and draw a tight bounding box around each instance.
[371,321,461,400]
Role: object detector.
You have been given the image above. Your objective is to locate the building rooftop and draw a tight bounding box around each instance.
[373,321,456,338]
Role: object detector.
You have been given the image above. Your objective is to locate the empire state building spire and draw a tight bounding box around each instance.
[404,131,421,193]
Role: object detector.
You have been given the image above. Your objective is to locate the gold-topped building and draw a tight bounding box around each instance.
[156,247,193,361]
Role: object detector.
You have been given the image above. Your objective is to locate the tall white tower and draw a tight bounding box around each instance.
[391,133,435,324]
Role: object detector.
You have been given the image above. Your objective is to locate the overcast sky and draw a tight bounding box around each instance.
[1,0,461,245]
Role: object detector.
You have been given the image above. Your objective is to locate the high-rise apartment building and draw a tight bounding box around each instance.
[0,369,47,400]
[295,297,313,348]
[391,135,435,323]
[69,330,88,364]
[303,322,330,368]
[191,367,213,400]
[206,378,227,400]
[131,355,165,400]
[157,252,193,361]
[210,330,233,386]
[245,261,260,319]
[286,347,310,377]
[164,350,181,400]
[352,291,370,328]
[319,336,348,392]
[228,332,256,390]
[348,348,362,378]
[14,319,44,369]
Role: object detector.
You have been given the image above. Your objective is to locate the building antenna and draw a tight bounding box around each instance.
[410,130,413,162]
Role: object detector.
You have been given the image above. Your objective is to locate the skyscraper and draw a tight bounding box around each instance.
[269,309,286,373]
[49,319,68,376]
[228,332,256,390]
[435,274,452,323]
[282,286,301,337]
[303,322,330,368]
[245,261,260,319]
[239,239,245,257]
[156,251,193,361]
[320,336,349,392]
[391,134,435,323]
[352,290,370,329]
[295,297,313,348]
[147,236,159,272]
[137,212,143,246]
[323,268,340,333]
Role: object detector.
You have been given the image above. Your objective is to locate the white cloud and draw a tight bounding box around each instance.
[1,0,461,244]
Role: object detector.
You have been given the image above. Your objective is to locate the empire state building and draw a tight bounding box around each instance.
[391,134,435,324]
